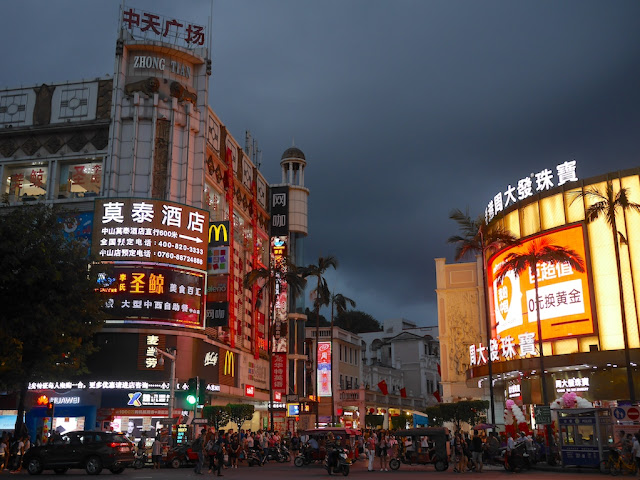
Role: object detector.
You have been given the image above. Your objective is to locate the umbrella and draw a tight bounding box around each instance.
[472,423,495,431]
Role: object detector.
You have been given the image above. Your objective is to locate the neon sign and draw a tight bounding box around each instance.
[485,161,578,223]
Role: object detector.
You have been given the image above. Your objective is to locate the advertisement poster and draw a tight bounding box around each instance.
[488,224,594,347]
[317,342,332,397]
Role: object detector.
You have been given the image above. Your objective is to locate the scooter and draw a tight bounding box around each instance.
[324,446,350,476]
[295,445,324,466]
[246,447,267,467]
[133,451,154,469]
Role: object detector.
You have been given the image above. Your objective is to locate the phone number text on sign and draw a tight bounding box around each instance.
[93,199,209,271]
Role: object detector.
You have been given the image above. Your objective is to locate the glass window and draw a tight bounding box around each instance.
[57,160,102,198]
[4,164,48,201]
[205,185,223,221]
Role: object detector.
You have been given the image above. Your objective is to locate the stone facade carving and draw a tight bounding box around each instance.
[444,290,480,381]
[33,84,54,126]
[124,77,160,97]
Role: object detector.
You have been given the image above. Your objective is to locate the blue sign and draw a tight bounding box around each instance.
[613,408,626,420]
[561,446,600,466]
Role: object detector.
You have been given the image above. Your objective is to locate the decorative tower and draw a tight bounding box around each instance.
[269,145,309,429]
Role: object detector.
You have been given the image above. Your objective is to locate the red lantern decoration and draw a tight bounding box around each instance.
[369,408,375,414]
[381,409,387,414]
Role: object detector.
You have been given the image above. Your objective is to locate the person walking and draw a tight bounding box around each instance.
[192,428,205,474]
[471,431,483,473]
[362,432,372,472]
[151,435,163,470]
[378,431,388,471]
[632,433,640,478]
[290,431,300,464]
[0,435,8,471]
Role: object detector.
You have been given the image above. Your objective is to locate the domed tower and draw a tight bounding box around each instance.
[269,145,309,407]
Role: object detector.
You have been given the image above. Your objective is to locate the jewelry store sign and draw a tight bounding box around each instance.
[93,198,209,271]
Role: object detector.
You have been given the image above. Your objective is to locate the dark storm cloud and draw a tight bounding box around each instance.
[3,1,640,326]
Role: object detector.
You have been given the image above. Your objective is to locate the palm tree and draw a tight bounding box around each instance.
[573,180,640,403]
[301,255,338,406]
[243,257,306,429]
[495,238,584,461]
[329,293,356,425]
[448,208,516,426]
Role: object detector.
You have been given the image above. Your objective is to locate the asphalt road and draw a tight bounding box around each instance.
[9,459,606,479]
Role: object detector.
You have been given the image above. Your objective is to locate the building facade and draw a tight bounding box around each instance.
[438,164,640,431]
[0,6,306,440]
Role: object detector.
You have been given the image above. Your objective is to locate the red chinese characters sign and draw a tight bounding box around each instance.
[122,7,206,47]
[272,353,287,393]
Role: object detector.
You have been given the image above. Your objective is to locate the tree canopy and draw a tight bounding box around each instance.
[422,400,489,429]
[0,204,105,432]
[335,310,381,333]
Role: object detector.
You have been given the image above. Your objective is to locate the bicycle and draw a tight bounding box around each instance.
[600,448,638,476]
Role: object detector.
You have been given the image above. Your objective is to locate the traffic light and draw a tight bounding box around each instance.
[46,402,54,416]
[198,378,207,405]
[187,377,198,405]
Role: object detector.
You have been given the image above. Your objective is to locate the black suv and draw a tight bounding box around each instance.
[24,431,134,475]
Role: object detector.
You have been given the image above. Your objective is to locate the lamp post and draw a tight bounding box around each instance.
[155,347,177,421]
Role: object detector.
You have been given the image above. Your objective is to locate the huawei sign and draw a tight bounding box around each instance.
[245,385,254,397]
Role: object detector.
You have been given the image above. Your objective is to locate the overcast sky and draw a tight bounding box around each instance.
[3,1,640,327]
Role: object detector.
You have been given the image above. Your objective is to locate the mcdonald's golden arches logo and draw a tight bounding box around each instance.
[224,350,235,377]
[208,221,230,246]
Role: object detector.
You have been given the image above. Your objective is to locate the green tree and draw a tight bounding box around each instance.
[448,208,516,426]
[226,403,255,430]
[0,204,105,434]
[301,255,338,398]
[423,400,489,429]
[304,307,329,326]
[573,180,640,403]
[495,238,584,462]
[335,310,381,333]
[202,405,231,430]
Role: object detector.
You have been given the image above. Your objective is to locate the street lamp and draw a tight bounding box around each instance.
[155,347,177,421]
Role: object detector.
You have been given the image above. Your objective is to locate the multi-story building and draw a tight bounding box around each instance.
[437,163,640,432]
[308,319,439,429]
[0,6,307,440]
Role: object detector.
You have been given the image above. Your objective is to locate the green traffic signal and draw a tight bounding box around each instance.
[186,394,197,405]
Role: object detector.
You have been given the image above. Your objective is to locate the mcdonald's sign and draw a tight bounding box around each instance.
[223,350,235,377]
[208,221,230,246]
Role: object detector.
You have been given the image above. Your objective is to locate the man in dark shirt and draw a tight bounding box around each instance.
[471,431,484,473]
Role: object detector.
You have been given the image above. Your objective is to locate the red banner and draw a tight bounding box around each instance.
[378,380,388,395]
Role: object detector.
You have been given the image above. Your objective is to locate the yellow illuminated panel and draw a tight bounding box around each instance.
[520,202,540,238]
[539,194,565,231]
[488,224,594,346]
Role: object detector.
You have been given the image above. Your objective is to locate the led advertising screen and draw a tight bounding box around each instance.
[97,263,205,328]
[488,224,594,350]
[92,198,209,271]
[317,342,332,397]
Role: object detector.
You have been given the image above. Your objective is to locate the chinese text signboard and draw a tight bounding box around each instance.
[121,7,206,48]
[138,334,165,370]
[270,186,289,237]
[317,342,332,397]
[272,353,287,393]
[469,224,593,366]
[485,161,579,224]
[271,236,288,353]
[98,264,204,328]
[93,198,209,271]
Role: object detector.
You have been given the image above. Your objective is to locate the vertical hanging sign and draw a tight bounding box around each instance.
[317,342,332,397]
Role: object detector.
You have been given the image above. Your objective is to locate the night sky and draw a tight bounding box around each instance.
[3,1,640,326]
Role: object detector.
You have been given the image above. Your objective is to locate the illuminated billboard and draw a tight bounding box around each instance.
[485,224,594,362]
[97,263,205,328]
[271,236,288,353]
[93,198,208,271]
[317,342,332,397]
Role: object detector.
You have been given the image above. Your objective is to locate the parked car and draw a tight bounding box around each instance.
[24,431,135,475]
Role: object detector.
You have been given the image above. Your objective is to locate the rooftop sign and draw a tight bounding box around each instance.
[121,6,206,48]
[485,160,578,223]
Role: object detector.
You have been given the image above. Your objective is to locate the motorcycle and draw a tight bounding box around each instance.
[133,451,154,469]
[246,447,267,467]
[503,443,531,472]
[324,446,350,476]
[265,444,290,463]
[295,445,325,467]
